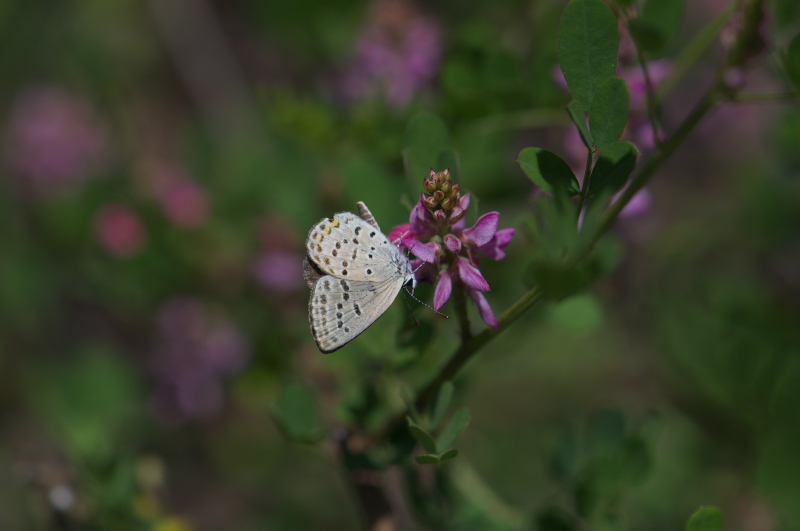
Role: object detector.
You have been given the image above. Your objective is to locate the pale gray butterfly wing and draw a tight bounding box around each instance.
[305,202,415,353]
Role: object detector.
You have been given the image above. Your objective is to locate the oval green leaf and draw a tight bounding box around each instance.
[415,454,440,465]
[407,417,438,454]
[630,0,684,53]
[784,32,800,88]
[567,100,593,149]
[431,381,454,429]
[686,506,723,531]
[436,407,472,452]
[590,141,639,195]
[589,76,630,149]
[518,148,580,196]
[439,448,459,462]
[559,0,619,111]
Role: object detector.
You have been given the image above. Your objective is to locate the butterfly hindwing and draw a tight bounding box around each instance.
[308,276,404,353]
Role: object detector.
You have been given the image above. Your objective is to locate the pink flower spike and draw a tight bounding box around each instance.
[457,257,490,292]
[405,238,437,263]
[468,289,498,328]
[433,270,453,310]
[462,211,499,246]
[444,233,461,254]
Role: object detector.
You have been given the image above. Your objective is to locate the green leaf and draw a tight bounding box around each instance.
[629,0,685,52]
[686,506,724,531]
[587,408,626,456]
[528,261,590,300]
[549,429,579,483]
[415,454,440,465]
[518,147,580,196]
[439,448,459,461]
[567,100,593,149]
[784,32,800,88]
[629,0,684,53]
[590,141,639,196]
[559,0,619,111]
[430,381,454,429]
[408,417,438,454]
[589,76,630,149]
[437,407,472,451]
[273,383,320,441]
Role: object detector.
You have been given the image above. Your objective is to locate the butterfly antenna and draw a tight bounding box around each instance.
[403,286,449,319]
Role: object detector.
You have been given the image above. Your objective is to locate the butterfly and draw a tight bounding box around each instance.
[304,202,417,353]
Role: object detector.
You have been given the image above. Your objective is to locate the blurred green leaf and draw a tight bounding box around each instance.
[559,0,619,111]
[629,0,684,53]
[587,409,626,455]
[686,506,723,531]
[403,112,451,186]
[549,429,579,483]
[567,100,593,149]
[528,262,590,300]
[619,436,652,485]
[550,293,604,333]
[518,148,580,196]
[431,381,455,429]
[408,417,438,454]
[783,32,800,88]
[536,505,578,531]
[590,141,639,196]
[415,454,440,465]
[589,77,630,149]
[437,147,462,181]
[437,407,472,452]
[273,383,321,442]
[439,448,459,462]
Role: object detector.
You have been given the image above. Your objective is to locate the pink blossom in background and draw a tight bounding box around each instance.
[252,251,304,292]
[4,86,108,195]
[157,178,209,228]
[339,0,442,109]
[252,215,305,293]
[145,161,210,228]
[149,297,251,425]
[94,204,146,258]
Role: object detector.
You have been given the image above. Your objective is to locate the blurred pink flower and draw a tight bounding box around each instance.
[144,161,211,228]
[252,251,304,292]
[339,0,442,108]
[157,178,209,228]
[94,204,146,258]
[149,297,251,424]
[252,215,305,293]
[4,86,108,195]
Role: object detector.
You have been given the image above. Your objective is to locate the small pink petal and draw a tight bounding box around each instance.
[457,257,490,292]
[410,202,436,237]
[451,193,471,233]
[468,289,498,328]
[462,212,499,246]
[476,227,516,260]
[389,223,411,243]
[405,238,437,263]
[433,270,453,310]
[444,233,462,254]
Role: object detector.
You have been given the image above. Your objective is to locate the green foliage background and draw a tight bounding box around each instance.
[0,0,799,530]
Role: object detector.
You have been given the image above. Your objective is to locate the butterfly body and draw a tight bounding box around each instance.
[304,202,415,353]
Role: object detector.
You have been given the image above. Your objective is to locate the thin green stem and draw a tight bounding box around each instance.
[453,286,472,343]
[575,148,596,218]
[635,46,664,148]
[724,91,800,103]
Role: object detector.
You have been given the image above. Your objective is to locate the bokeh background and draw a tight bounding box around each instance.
[2,0,800,529]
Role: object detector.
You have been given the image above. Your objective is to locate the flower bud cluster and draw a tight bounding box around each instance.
[422,169,465,225]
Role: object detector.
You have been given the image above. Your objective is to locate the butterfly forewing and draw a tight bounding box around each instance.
[306,212,403,283]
